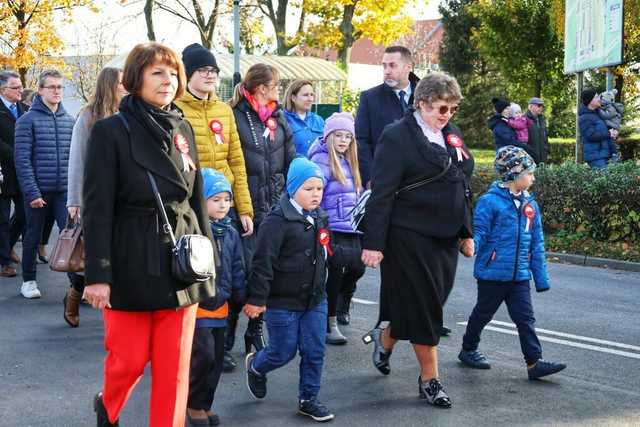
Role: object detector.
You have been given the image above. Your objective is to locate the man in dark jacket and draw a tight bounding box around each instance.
[14,70,75,298]
[355,46,420,187]
[488,97,536,160]
[0,71,28,277]
[526,97,549,164]
[578,88,618,169]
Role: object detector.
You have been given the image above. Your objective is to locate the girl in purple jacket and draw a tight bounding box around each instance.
[308,113,365,345]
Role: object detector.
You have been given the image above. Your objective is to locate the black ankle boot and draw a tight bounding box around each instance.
[94,393,119,426]
[244,316,266,354]
[336,292,353,326]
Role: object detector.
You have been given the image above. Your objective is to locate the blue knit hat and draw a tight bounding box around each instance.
[494,146,536,182]
[286,157,324,196]
[201,168,232,199]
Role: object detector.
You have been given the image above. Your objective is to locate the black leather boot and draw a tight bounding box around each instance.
[336,291,354,325]
[94,393,119,426]
[244,315,266,354]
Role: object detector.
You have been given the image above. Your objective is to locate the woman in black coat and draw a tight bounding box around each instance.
[361,72,474,408]
[226,64,297,355]
[82,42,214,427]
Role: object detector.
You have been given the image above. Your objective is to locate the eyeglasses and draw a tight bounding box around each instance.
[42,85,64,91]
[1,85,23,91]
[196,67,218,76]
[333,132,353,141]
[433,104,458,115]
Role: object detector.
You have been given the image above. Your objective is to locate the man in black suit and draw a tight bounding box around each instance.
[0,71,28,277]
[355,46,420,187]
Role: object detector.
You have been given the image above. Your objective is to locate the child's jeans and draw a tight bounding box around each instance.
[462,280,542,364]
[252,299,328,401]
[188,326,226,410]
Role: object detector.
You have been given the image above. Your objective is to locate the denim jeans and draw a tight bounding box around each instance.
[587,158,608,169]
[462,280,542,364]
[252,299,328,401]
[0,194,24,267]
[22,192,68,281]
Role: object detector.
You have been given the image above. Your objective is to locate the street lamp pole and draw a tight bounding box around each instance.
[233,0,241,86]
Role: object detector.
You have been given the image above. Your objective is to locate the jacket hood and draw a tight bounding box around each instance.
[29,94,68,116]
[487,114,507,130]
[487,181,533,202]
[307,136,328,158]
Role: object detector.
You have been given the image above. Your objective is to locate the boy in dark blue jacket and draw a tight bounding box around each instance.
[188,169,245,426]
[458,146,566,380]
[243,157,353,422]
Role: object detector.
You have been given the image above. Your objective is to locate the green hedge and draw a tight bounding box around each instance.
[471,161,640,244]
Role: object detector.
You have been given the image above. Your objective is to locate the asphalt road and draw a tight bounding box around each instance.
[1,250,639,427]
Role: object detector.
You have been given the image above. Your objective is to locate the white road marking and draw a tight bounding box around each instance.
[489,320,640,352]
[457,322,640,360]
[351,297,378,305]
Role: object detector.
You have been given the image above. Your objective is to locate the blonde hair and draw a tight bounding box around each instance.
[83,67,122,130]
[325,132,362,192]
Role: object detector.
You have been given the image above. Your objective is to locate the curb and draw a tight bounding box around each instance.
[547,252,640,273]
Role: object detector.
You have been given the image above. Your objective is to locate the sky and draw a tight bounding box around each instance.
[60,0,444,56]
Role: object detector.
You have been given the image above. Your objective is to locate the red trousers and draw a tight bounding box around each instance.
[101,305,197,426]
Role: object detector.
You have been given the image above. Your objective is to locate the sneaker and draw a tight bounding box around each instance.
[440,325,452,336]
[458,349,491,369]
[20,281,41,299]
[245,353,267,399]
[298,398,335,422]
[527,359,566,380]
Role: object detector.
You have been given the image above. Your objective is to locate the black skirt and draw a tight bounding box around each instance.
[379,226,459,346]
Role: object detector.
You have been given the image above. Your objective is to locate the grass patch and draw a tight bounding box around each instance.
[471,148,495,167]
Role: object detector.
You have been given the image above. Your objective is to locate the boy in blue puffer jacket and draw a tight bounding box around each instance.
[458,146,566,380]
[187,169,246,426]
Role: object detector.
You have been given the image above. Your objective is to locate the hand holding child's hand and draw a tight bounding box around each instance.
[459,238,474,258]
[244,304,266,319]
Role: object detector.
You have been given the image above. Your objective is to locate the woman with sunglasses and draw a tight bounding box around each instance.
[360,72,474,408]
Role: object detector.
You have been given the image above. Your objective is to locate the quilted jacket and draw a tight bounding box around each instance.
[308,137,362,233]
[176,91,253,217]
[473,182,550,292]
[14,95,75,202]
[578,105,617,163]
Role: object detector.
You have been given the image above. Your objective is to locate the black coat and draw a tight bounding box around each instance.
[82,99,214,311]
[232,99,297,225]
[0,101,28,196]
[362,110,474,252]
[355,73,420,185]
[246,195,332,311]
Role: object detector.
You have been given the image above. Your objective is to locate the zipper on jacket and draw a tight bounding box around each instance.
[512,202,522,281]
[264,121,273,204]
[54,114,60,192]
[486,249,496,266]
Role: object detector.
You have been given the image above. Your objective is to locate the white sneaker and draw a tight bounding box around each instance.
[21,280,42,299]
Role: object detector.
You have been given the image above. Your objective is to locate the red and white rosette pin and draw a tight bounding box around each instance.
[173,133,196,171]
[523,203,535,232]
[209,119,225,145]
[446,133,469,162]
[263,117,278,143]
[318,228,334,257]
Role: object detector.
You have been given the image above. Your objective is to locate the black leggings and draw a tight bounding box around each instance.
[326,232,365,317]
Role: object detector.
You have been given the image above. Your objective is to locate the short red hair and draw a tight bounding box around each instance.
[122,42,186,100]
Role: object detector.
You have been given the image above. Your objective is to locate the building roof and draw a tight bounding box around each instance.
[107,53,347,82]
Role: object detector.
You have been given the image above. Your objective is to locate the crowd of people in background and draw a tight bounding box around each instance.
[0,41,570,427]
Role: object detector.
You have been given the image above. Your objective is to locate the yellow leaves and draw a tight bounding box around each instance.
[0,0,96,79]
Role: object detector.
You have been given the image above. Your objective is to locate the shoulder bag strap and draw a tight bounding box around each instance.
[118,112,178,247]
[396,157,452,195]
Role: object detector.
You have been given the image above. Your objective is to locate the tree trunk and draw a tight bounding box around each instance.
[337,5,356,72]
[534,79,542,98]
[144,0,156,41]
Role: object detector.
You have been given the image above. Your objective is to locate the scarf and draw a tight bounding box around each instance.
[121,95,195,171]
[211,216,232,238]
[242,85,277,124]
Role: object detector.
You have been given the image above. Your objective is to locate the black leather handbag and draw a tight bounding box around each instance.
[147,171,215,284]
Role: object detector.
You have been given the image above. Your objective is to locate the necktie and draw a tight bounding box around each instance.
[398,90,408,113]
[9,103,18,119]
